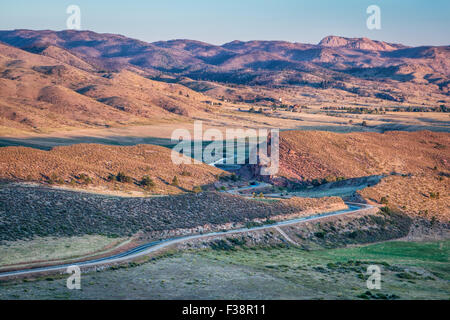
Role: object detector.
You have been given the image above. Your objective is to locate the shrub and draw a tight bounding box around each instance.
[140,176,155,187]
[314,231,326,238]
[245,221,262,228]
[218,174,228,181]
[171,176,179,186]
[211,239,235,251]
[429,192,439,199]
[181,171,192,177]
[78,173,93,184]
[324,176,344,183]
[192,186,202,193]
[347,231,358,239]
[227,237,247,246]
[379,206,393,215]
[430,216,437,225]
[396,272,416,280]
[380,196,389,204]
[116,172,132,183]
[48,173,64,185]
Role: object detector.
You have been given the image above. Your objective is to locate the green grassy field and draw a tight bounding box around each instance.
[0,240,448,299]
[0,235,128,267]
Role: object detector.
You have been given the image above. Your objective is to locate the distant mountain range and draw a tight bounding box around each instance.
[0,29,448,132]
[1,30,448,82]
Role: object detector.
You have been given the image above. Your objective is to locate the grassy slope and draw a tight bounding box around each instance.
[0,235,127,267]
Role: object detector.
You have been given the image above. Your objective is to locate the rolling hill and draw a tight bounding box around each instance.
[273,130,449,221]
[0,143,224,194]
[0,40,217,133]
[0,29,448,93]
[0,29,448,133]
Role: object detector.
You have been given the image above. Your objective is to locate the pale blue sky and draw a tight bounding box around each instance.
[0,0,448,46]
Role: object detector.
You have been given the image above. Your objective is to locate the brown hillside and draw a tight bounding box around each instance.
[278,130,449,182]
[0,42,217,133]
[277,130,449,221]
[40,45,96,72]
[360,174,449,221]
[0,144,224,194]
[1,30,448,108]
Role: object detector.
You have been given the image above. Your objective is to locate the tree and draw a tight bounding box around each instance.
[140,175,155,187]
[429,192,439,199]
[78,173,93,184]
[116,172,132,183]
[171,176,179,186]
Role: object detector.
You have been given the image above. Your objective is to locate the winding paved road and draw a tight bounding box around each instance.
[0,202,372,279]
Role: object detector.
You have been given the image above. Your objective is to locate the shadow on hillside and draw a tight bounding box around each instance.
[0,123,448,151]
[276,175,385,199]
[157,176,191,193]
[0,136,178,150]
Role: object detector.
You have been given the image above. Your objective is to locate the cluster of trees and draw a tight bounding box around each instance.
[321,105,448,114]
[388,105,448,113]
[249,106,264,113]
[322,106,386,115]
[107,172,155,188]
[46,173,94,185]
[108,172,132,183]
[217,173,240,182]
[252,192,264,198]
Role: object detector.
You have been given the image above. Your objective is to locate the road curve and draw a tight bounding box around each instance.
[0,202,373,279]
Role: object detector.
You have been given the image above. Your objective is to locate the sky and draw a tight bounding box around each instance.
[0,0,449,46]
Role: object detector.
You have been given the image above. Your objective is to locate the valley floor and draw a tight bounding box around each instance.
[0,240,448,300]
